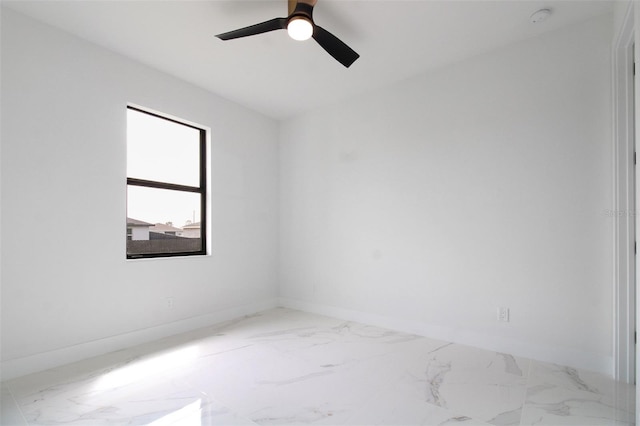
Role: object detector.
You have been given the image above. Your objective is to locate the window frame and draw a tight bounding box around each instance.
[126,106,207,259]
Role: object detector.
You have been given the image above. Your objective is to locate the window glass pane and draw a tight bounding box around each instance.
[127,108,200,187]
[127,186,202,256]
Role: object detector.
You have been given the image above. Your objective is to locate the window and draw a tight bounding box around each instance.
[126,106,207,258]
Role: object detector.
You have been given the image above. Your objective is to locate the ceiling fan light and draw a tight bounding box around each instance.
[287,17,313,41]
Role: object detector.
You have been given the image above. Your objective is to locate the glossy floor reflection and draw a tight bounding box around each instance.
[1,308,635,425]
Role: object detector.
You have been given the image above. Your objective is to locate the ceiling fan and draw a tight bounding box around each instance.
[215,0,360,68]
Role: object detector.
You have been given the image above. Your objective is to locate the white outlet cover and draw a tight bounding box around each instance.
[497,307,510,322]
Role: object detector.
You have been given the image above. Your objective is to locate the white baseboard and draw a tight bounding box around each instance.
[278,297,614,377]
[1,298,278,381]
[3,297,613,381]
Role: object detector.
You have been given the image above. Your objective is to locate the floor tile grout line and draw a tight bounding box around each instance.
[518,359,532,426]
[2,382,30,425]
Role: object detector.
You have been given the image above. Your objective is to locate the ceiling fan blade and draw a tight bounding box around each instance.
[312,25,359,68]
[216,17,288,40]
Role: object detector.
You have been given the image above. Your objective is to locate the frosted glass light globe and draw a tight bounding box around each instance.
[287,17,313,41]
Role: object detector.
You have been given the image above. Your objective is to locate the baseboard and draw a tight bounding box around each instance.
[1,298,279,381]
[278,297,614,377]
[3,297,613,381]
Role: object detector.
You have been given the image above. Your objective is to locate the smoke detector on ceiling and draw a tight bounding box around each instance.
[530,9,552,24]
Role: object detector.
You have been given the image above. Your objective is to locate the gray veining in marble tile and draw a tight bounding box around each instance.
[425,359,453,407]
[438,416,489,425]
[520,361,635,426]
[487,408,522,426]
[1,308,634,426]
[497,354,524,377]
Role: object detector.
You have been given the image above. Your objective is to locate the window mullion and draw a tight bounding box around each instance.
[127,178,202,194]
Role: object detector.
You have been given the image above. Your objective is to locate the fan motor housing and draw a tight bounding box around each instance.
[291,2,314,22]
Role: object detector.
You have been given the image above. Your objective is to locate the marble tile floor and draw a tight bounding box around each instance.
[0,308,635,426]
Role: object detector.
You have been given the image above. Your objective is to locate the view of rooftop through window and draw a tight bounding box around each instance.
[126,107,206,258]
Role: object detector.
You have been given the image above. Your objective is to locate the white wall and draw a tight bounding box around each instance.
[0,7,617,379]
[279,15,614,374]
[1,9,279,379]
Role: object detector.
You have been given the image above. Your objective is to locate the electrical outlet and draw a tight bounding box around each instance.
[166,297,174,309]
[497,307,510,322]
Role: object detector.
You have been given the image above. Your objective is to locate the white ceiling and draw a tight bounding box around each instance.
[4,0,614,119]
